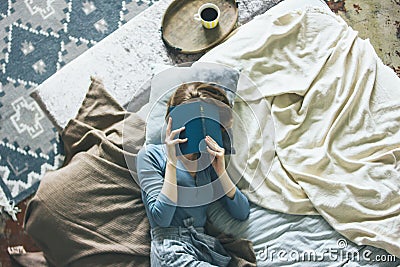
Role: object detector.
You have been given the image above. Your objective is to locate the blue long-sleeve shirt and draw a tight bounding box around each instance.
[137,144,250,228]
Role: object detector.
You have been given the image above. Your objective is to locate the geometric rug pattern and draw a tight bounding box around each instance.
[0,0,157,210]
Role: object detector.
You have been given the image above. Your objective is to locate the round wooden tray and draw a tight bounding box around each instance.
[161,0,238,54]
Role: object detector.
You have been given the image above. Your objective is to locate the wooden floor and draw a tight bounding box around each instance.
[0,197,41,267]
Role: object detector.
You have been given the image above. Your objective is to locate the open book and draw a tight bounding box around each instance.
[169,100,234,155]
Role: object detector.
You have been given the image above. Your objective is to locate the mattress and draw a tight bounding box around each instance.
[30,0,399,265]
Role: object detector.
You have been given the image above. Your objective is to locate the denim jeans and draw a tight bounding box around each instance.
[150,217,231,267]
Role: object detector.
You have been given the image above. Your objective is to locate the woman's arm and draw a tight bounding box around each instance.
[161,117,187,203]
[137,118,187,227]
[137,147,177,227]
[161,162,177,203]
[218,172,236,199]
[219,178,250,221]
[205,136,250,221]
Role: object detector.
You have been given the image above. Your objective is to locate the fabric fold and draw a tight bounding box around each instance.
[24,77,150,266]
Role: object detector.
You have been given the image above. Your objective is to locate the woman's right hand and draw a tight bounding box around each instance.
[165,117,187,165]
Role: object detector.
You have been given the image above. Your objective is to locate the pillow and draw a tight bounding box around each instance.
[141,62,240,145]
[24,78,150,266]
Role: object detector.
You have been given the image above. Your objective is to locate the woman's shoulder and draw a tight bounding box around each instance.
[138,144,167,163]
[137,144,167,181]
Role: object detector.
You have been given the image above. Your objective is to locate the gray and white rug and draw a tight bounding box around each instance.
[0,0,158,216]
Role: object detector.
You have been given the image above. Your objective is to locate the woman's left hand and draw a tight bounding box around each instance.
[205,136,225,176]
[206,135,237,199]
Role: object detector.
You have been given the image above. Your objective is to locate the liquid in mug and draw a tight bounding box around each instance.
[201,7,218,21]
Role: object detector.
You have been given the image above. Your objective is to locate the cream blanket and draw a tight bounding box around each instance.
[200,6,400,257]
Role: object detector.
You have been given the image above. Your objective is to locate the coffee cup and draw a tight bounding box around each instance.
[193,3,220,29]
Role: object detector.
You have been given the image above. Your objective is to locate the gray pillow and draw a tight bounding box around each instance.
[142,62,240,145]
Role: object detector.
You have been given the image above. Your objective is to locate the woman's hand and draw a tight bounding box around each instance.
[165,117,187,165]
[205,135,226,176]
[206,136,236,198]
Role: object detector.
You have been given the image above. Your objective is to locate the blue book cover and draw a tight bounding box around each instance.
[169,101,233,155]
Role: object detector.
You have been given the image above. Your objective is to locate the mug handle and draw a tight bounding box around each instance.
[193,13,201,21]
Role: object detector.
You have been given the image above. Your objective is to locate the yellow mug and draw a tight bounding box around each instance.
[193,3,220,29]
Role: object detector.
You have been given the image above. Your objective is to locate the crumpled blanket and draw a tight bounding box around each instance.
[24,77,150,266]
[200,6,400,257]
[22,77,256,266]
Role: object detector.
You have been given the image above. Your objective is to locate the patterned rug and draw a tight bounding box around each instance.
[0,0,399,219]
[0,0,157,216]
[325,0,400,75]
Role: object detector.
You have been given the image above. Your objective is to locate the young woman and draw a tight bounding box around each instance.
[137,82,250,266]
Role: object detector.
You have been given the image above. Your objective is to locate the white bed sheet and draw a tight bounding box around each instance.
[207,202,399,266]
